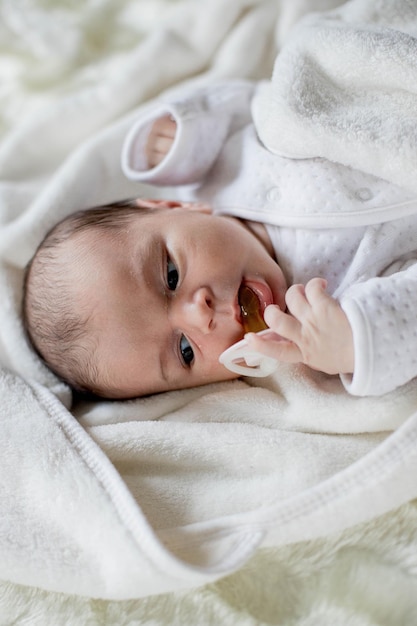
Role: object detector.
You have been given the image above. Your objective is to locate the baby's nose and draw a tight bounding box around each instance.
[180,287,214,334]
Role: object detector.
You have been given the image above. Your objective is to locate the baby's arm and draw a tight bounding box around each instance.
[245,277,354,375]
[122,80,254,185]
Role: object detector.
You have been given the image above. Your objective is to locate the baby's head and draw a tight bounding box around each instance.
[23,199,286,399]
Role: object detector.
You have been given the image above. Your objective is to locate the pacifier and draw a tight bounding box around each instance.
[239,285,268,333]
[219,285,279,377]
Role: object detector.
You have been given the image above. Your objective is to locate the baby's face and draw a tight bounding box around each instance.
[73,204,287,398]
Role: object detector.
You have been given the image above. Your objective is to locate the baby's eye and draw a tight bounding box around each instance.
[166,256,179,291]
[180,335,194,366]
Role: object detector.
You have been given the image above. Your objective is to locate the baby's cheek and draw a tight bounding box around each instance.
[206,360,240,383]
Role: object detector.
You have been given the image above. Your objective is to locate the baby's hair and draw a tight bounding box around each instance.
[22,199,150,398]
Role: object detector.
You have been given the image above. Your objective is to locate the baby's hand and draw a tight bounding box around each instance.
[145,115,177,168]
[245,278,354,375]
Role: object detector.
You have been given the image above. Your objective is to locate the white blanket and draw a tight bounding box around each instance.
[253,0,417,193]
[2,0,417,622]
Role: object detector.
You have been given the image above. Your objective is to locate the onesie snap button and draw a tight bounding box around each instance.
[355,187,373,201]
[266,187,281,203]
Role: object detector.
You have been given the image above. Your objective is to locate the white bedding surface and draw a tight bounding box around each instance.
[2,500,417,625]
[1,0,417,622]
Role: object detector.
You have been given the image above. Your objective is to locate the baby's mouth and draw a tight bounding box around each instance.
[238,284,268,333]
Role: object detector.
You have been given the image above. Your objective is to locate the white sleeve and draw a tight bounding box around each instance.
[121,81,254,186]
[340,260,417,396]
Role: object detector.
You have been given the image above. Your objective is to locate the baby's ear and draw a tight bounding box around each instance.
[134,199,212,214]
[182,201,212,214]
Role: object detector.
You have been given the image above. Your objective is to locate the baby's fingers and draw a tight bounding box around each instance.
[264,304,302,344]
[284,278,329,321]
[245,329,302,363]
[147,137,173,162]
[304,277,329,305]
[146,116,177,167]
[151,115,177,138]
[284,284,309,321]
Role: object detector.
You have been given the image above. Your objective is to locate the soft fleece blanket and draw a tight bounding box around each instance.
[2,0,417,623]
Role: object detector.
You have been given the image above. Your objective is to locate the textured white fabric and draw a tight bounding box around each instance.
[252,0,417,194]
[122,81,417,228]
[3,500,417,625]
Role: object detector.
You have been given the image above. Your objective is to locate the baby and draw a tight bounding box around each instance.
[24,198,348,398]
[23,80,417,399]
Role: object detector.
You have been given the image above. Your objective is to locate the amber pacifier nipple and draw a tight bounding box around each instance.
[219,286,277,377]
[239,285,268,333]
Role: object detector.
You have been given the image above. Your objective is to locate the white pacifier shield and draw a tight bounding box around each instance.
[219,336,278,377]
